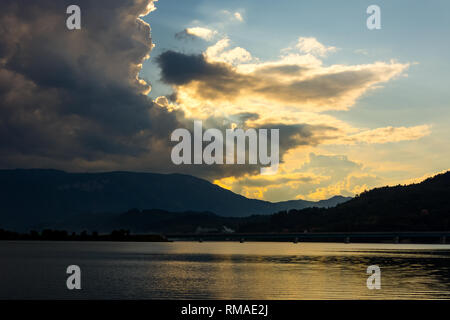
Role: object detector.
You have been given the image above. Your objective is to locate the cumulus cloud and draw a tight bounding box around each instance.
[0,0,341,183]
[215,153,382,201]
[175,27,218,41]
[0,0,183,171]
[215,172,323,200]
[155,37,430,186]
[299,153,362,178]
[296,153,380,200]
[160,114,339,180]
[157,39,410,116]
[205,38,253,64]
[0,0,289,180]
[160,32,431,198]
[295,37,338,57]
[0,1,434,201]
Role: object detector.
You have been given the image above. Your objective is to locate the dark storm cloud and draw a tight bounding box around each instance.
[156,49,408,110]
[157,50,234,85]
[163,115,339,180]
[0,0,183,168]
[0,1,340,181]
[261,123,338,154]
[152,50,344,179]
[253,64,309,76]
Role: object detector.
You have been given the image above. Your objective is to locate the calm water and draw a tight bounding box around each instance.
[1,241,450,299]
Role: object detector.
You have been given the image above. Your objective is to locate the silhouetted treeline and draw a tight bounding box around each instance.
[113,171,450,233]
[2,171,450,235]
[0,228,169,242]
[0,169,349,231]
[239,171,450,233]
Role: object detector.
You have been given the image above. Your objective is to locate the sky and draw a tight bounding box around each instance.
[1,0,449,202]
[139,0,450,201]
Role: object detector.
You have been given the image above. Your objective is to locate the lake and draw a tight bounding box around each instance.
[1,241,450,299]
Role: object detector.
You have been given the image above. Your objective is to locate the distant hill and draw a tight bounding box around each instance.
[255,171,450,232]
[273,196,350,212]
[0,169,350,230]
[39,171,450,233]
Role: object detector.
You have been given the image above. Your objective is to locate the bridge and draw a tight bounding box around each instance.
[165,231,450,244]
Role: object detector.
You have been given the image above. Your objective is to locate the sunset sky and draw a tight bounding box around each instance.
[138,0,450,201]
[1,0,449,202]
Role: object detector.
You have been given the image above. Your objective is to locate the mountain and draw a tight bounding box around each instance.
[253,171,450,232]
[273,196,350,212]
[0,169,350,230]
[43,171,450,233]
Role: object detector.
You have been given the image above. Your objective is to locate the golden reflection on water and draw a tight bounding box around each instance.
[1,241,450,299]
[139,242,450,299]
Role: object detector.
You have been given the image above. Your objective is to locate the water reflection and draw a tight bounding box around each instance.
[0,241,449,299]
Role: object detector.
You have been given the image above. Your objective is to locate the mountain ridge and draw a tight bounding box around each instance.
[29,171,450,233]
[0,169,350,230]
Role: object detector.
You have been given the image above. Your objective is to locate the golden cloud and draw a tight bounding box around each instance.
[162,37,410,118]
[332,125,432,145]
[154,36,433,200]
